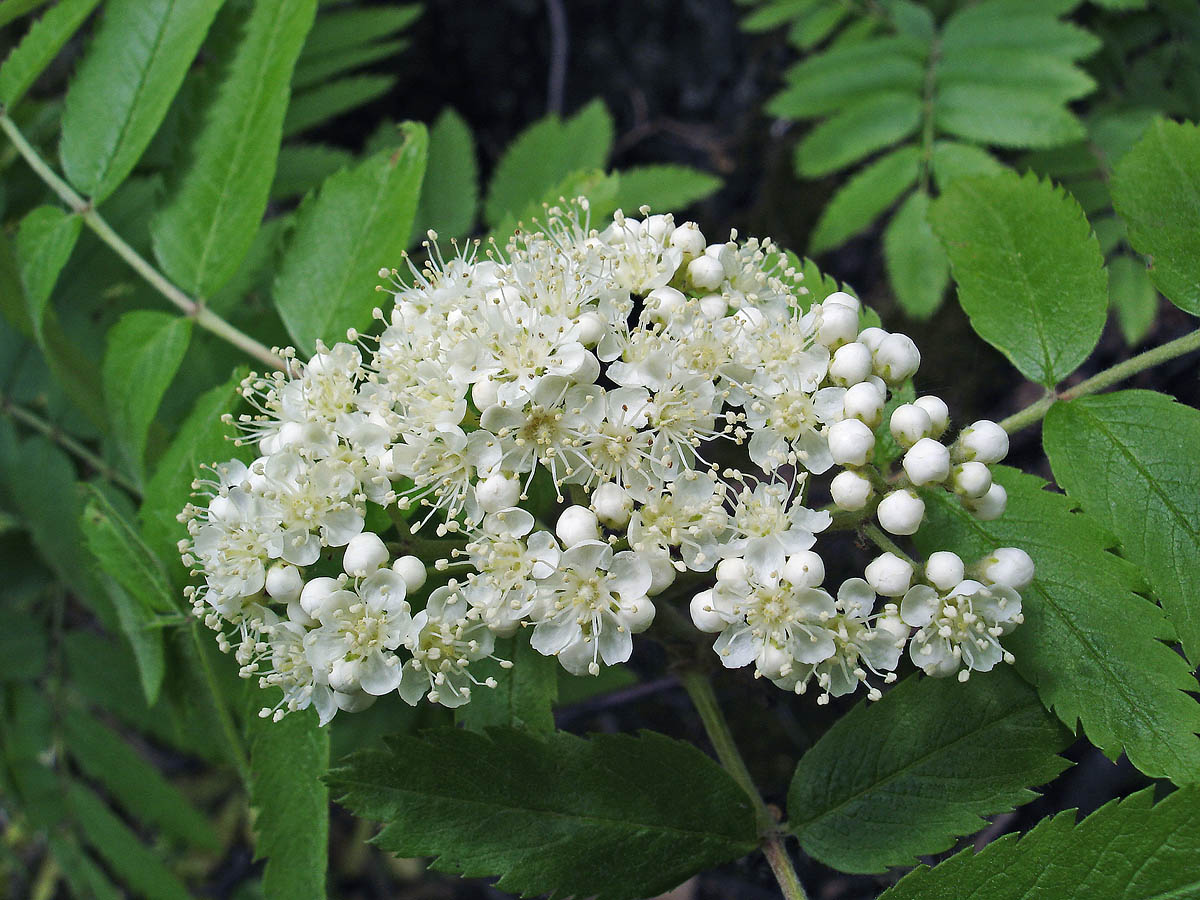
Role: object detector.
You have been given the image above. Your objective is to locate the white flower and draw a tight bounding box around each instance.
[399,585,498,708]
[627,469,729,571]
[463,508,560,635]
[720,479,831,576]
[901,578,1023,680]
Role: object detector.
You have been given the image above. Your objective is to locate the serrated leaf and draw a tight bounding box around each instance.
[788,667,1070,874]
[787,0,849,50]
[329,727,758,900]
[1107,255,1157,344]
[49,836,123,900]
[68,782,191,900]
[935,85,1086,149]
[929,172,1107,386]
[0,0,53,28]
[270,143,353,200]
[139,369,247,568]
[937,50,1094,103]
[1109,118,1200,315]
[454,631,558,735]
[0,0,103,108]
[273,123,427,353]
[63,706,219,849]
[151,0,316,297]
[59,0,224,202]
[484,100,613,228]
[884,189,949,317]
[412,107,478,243]
[880,787,1200,900]
[930,141,1006,191]
[250,707,329,900]
[102,310,192,480]
[940,3,1100,60]
[15,205,81,342]
[810,146,919,253]
[609,164,721,216]
[915,467,1200,785]
[297,4,419,58]
[771,51,924,120]
[292,38,405,89]
[794,91,922,177]
[282,74,396,137]
[103,575,167,706]
[1044,391,1200,665]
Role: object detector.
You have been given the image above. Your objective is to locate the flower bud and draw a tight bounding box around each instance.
[690,590,726,632]
[392,555,427,592]
[621,597,657,631]
[592,482,633,529]
[952,461,992,499]
[913,395,949,438]
[816,303,859,348]
[955,420,1009,464]
[265,563,304,603]
[902,438,951,486]
[877,489,925,535]
[640,214,674,243]
[873,333,921,383]
[967,482,1007,520]
[647,553,677,595]
[756,642,791,678]
[843,381,885,427]
[829,341,874,386]
[475,471,521,514]
[343,532,389,577]
[646,286,686,322]
[889,403,933,449]
[865,552,914,597]
[472,376,499,411]
[828,418,876,466]
[830,469,873,510]
[716,557,748,585]
[687,254,725,290]
[924,551,964,592]
[823,290,861,314]
[699,294,727,320]
[555,506,600,546]
[782,550,825,587]
[299,576,341,617]
[576,311,606,346]
[857,327,888,351]
[980,547,1034,591]
[670,222,706,257]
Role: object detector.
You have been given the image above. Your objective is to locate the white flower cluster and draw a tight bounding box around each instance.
[180,201,1034,724]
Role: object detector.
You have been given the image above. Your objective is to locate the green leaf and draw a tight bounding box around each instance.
[282,74,397,137]
[329,728,758,900]
[0,608,48,681]
[930,141,1006,191]
[1109,118,1200,315]
[49,836,122,900]
[1107,255,1157,344]
[68,782,191,900]
[63,706,219,849]
[742,0,814,32]
[484,99,613,228]
[101,576,167,706]
[940,3,1100,60]
[789,668,1069,873]
[916,467,1200,785]
[15,205,81,342]
[140,369,247,568]
[937,50,1094,103]
[297,4,419,57]
[102,310,192,480]
[59,0,225,202]
[787,1,849,50]
[292,38,405,89]
[0,0,103,108]
[273,122,427,353]
[609,164,721,216]
[794,92,922,177]
[770,45,925,120]
[935,85,1086,149]
[929,172,1107,386]
[0,0,53,28]
[412,107,478,243]
[1044,391,1200,665]
[454,631,558,735]
[880,787,1200,900]
[884,190,949,318]
[810,145,919,253]
[250,707,329,900]
[270,143,353,201]
[150,0,316,297]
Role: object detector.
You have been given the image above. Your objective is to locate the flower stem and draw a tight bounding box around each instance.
[863,523,915,567]
[999,326,1200,434]
[679,670,809,900]
[1,394,141,495]
[0,114,284,372]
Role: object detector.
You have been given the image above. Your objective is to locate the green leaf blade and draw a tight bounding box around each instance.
[453,631,557,735]
[273,123,427,353]
[411,107,478,242]
[883,189,950,317]
[929,171,1107,386]
[0,0,103,109]
[794,92,921,178]
[810,145,919,253]
[934,85,1086,149]
[609,164,721,217]
[788,667,1070,874]
[150,0,316,297]
[329,728,758,900]
[59,0,225,202]
[15,205,82,343]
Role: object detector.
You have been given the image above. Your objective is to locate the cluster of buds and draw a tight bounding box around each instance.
[180,200,1033,724]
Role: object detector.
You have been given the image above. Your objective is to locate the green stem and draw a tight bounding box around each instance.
[999,326,1200,434]
[917,36,942,194]
[679,670,809,900]
[190,624,251,787]
[0,114,284,372]
[1,394,141,495]
[863,523,915,567]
